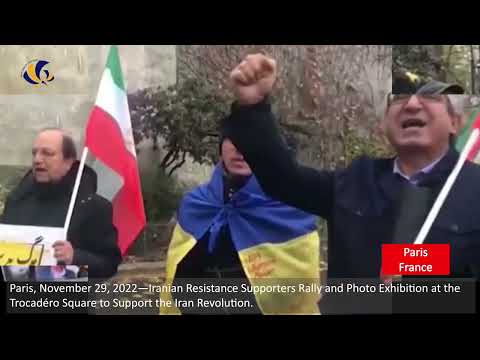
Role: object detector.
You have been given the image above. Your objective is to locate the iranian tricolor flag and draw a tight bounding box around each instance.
[413,105,480,245]
[84,45,146,255]
[456,107,480,164]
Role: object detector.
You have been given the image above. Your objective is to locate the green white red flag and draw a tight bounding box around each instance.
[456,107,480,164]
[84,45,146,255]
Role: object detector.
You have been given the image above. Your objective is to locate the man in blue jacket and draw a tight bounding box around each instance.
[222,54,480,313]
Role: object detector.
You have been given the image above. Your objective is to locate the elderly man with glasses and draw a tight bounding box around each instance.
[221,54,480,313]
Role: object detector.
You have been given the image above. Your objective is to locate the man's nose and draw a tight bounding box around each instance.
[234,150,244,159]
[403,95,423,112]
[33,153,43,165]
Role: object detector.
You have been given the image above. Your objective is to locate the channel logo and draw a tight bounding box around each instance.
[21,59,55,85]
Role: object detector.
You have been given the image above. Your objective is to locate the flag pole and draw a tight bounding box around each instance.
[63,147,89,240]
[414,128,480,244]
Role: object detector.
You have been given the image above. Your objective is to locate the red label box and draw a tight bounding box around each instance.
[381,244,450,276]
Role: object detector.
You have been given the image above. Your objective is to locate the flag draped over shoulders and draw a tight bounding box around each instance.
[161,164,321,315]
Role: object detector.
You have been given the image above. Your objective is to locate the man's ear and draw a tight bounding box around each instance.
[377,119,391,148]
[379,120,385,133]
[379,115,388,135]
[451,114,464,136]
[65,158,75,171]
[380,103,391,134]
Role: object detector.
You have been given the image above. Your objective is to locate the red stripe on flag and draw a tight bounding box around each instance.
[85,106,146,255]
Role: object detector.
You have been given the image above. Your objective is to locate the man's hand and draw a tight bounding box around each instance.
[53,240,74,265]
[230,54,277,106]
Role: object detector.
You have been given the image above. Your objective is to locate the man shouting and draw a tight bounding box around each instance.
[1,128,121,280]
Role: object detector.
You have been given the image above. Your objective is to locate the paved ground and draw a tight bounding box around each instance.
[99,255,328,315]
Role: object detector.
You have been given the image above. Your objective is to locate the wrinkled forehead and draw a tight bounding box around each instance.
[33,130,63,152]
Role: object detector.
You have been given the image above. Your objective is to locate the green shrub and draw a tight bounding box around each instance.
[0,183,8,215]
[0,166,27,217]
[340,125,393,166]
[141,168,185,223]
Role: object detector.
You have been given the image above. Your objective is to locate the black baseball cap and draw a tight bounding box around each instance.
[416,80,465,95]
[392,71,422,94]
[392,69,465,95]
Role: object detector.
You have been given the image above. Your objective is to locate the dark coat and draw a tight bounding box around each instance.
[224,100,480,313]
[224,99,480,279]
[1,161,122,279]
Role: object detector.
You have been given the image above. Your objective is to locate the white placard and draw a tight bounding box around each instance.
[0,223,63,265]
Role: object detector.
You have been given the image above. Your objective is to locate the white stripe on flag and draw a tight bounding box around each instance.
[94,68,137,157]
[474,151,480,165]
[90,157,124,201]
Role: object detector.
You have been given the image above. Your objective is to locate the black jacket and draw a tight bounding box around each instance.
[1,162,122,279]
[223,100,480,280]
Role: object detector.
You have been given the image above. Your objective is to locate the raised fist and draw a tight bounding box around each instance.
[230,54,277,105]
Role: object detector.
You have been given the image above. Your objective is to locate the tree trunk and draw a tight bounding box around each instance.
[431,45,446,81]
[470,45,475,94]
[177,45,392,169]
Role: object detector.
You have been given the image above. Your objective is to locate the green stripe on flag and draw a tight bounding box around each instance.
[455,107,480,152]
[105,45,125,91]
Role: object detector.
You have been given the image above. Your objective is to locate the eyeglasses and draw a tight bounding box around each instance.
[387,94,445,107]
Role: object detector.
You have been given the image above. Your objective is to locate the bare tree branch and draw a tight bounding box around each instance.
[168,152,187,177]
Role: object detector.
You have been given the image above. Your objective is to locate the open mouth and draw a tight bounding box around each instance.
[401,118,427,129]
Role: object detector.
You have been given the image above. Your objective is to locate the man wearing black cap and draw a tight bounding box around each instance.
[392,68,465,95]
[416,80,465,95]
[222,53,480,314]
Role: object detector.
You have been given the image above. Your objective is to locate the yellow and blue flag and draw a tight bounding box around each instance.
[161,164,320,315]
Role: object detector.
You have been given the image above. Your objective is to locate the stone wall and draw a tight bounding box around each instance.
[0,45,176,168]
